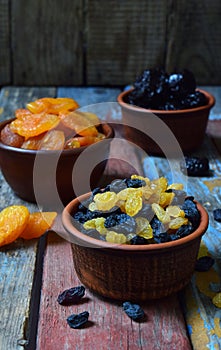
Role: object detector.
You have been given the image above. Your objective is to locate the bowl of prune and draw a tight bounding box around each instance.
[117,67,215,155]
[62,175,209,300]
[0,97,114,207]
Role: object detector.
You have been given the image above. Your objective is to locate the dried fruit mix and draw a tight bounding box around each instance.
[0,97,106,150]
[72,175,201,244]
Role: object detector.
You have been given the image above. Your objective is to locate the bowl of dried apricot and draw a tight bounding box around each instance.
[0,98,114,207]
[117,67,215,155]
[62,175,209,300]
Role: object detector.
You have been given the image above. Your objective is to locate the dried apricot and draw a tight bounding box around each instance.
[60,111,98,137]
[1,124,24,147]
[0,205,30,247]
[27,97,79,114]
[20,212,57,239]
[10,113,60,139]
[15,108,33,120]
[21,133,46,150]
[39,130,65,150]
[65,135,103,148]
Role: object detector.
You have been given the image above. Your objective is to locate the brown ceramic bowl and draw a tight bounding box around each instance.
[0,119,114,209]
[117,88,215,156]
[62,192,209,301]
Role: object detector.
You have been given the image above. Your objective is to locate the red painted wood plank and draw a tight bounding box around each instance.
[36,232,191,350]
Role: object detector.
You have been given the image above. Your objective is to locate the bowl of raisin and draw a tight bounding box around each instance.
[62,175,209,300]
[0,98,114,208]
[117,67,215,155]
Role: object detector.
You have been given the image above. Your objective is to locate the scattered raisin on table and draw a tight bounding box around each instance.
[213,209,221,222]
[67,311,89,329]
[57,286,85,305]
[180,156,210,177]
[122,301,145,321]
[195,256,215,272]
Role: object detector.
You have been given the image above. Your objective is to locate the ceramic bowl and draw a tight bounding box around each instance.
[62,192,209,301]
[117,88,215,156]
[0,118,114,208]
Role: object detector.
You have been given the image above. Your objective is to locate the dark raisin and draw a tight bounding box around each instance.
[213,209,221,222]
[109,179,127,193]
[182,198,200,229]
[122,301,145,321]
[67,311,89,329]
[130,236,148,245]
[57,286,85,305]
[92,187,102,196]
[180,157,210,176]
[195,256,215,272]
[125,178,146,188]
[175,223,193,238]
[104,213,136,234]
[153,231,170,243]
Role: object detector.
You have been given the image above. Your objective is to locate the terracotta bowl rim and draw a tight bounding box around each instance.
[0,118,114,155]
[117,88,215,114]
[62,192,209,252]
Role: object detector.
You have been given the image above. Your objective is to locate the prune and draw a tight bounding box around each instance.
[180,156,210,176]
[67,311,89,329]
[127,67,205,110]
[182,198,200,229]
[213,209,221,222]
[130,235,148,245]
[57,286,85,305]
[122,301,145,321]
[168,69,196,97]
[180,91,206,109]
[128,67,168,109]
[195,256,215,272]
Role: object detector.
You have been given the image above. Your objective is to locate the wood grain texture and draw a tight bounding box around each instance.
[142,123,221,350]
[37,232,191,350]
[11,0,83,85]
[166,0,221,84]
[0,87,55,350]
[85,0,167,85]
[0,0,11,85]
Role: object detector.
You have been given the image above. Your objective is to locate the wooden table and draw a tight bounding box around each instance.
[0,86,221,350]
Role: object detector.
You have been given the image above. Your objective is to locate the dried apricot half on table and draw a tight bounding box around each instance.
[20,212,57,239]
[0,205,30,247]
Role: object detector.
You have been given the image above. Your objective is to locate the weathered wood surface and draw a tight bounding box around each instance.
[1,1,221,85]
[0,87,56,350]
[0,86,221,349]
